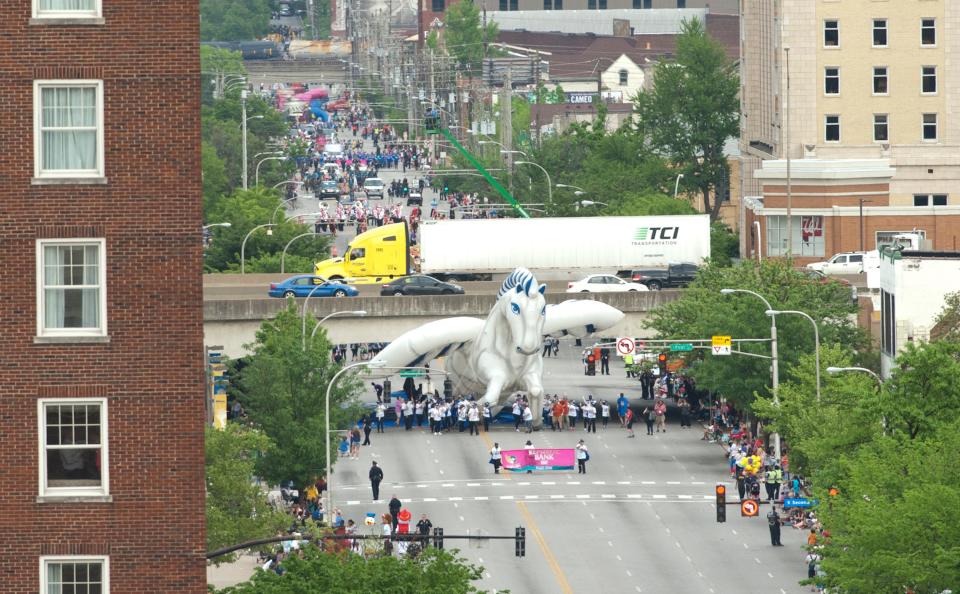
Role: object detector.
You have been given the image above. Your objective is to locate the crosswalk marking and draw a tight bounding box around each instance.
[337,494,715,506]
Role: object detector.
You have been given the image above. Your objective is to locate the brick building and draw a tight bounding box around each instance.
[0,1,206,593]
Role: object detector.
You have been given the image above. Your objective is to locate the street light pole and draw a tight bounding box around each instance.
[256,156,287,187]
[310,310,368,340]
[282,232,316,274]
[721,289,780,459]
[241,90,249,189]
[325,363,442,523]
[767,309,820,402]
[240,223,275,274]
[673,173,684,199]
[826,366,882,390]
[514,161,551,215]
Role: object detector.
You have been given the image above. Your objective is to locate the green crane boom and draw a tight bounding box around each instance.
[426,124,529,218]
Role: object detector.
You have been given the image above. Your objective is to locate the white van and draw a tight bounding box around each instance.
[363,177,385,199]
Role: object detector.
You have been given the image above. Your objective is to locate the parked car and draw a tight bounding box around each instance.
[806,251,873,275]
[381,275,465,296]
[617,263,700,290]
[406,190,422,206]
[363,177,385,199]
[566,274,649,293]
[268,275,358,298]
[318,180,340,200]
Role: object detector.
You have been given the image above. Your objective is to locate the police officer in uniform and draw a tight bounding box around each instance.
[765,465,783,502]
[767,507,783,546]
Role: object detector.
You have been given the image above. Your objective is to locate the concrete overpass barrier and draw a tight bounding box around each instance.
[204,291,681,358]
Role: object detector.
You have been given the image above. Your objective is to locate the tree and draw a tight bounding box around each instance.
[217,546,487,593]
[203,187,329,273]
[646,259,864,410]
[203,142,229,213]
[710,222,739,268]
[931,291,960,340]
[809,421,960,594]
[443,0,498,72]
[235,303,362,487]
[632,17,739,222]
[879,338,960,440]
[206,424,290,563]
[201,0,273,41]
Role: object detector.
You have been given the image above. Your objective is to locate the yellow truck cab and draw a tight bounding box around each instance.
[314,221,411,283]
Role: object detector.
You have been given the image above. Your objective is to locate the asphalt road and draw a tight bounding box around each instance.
[325,350,810,594]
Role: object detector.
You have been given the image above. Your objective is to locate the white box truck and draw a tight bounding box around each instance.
[417,215,711,281]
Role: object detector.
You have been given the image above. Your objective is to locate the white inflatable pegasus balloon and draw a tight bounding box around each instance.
[370,268,624,426]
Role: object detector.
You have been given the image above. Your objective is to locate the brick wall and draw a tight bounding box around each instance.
[0,1,206,592]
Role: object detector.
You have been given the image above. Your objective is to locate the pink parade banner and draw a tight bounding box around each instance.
[501,448,576,472]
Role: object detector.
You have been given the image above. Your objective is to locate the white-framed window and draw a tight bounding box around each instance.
[618,69,628,86]
[873,18,888,47]
[873,66,888,94]
[33,0,101,19]
[33,80,104,180]
[824,67,840,95]
[41,556,109,594]
[921,66,937,94]
[36,239,107,338]
[823,19,839,47]
[873,114,889,142]
[921,18,936,46]
[922,113,938,142]
[38,398,109,498]
[766,215,825,257]
[825,115,841,142]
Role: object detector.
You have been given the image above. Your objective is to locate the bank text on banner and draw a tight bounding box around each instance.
[500,448,576,472]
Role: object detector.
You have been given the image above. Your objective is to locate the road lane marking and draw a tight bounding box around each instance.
[474,496,488,501]
[616,554,622,561]
[518,482,531,486]
[576,494,590,499]
[598,527,605,533]
[417,484,428,488]
[592,481,606,485]
[517,502,573,594]
[625,569,632,576]
[589,514,596,519]
[500,495,514,500]
[423,498,437,502]
[768,572,774,578]
[754,557,761,564]
[525,495,539,500]
[608,541,614,547]
[678,495,692,499]
[601,494,616,499]
[442,483,454,487]
[653,495,666,499]
[642,481,656,485]
[628,494,642,499]
[666,481,682,485]
[346,500,359,505]
[467,483,482,487]
[550,495,565,499]
[459,516,465,521]
[439,470,445,475]
[618,481,630,485]
[566,481,581,485]
[449,497,462,501]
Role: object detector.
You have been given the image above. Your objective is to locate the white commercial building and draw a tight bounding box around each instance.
[879,251,960,378]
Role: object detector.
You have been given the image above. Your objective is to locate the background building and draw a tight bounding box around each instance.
[740,0,960,264]
[0,1,206,591]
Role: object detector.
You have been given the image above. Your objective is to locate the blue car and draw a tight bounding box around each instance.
[268,275,358,298]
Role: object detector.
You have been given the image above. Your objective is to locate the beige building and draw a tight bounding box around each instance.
[740,0,960,264]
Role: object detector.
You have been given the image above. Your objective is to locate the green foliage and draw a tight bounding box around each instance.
[932,291,960,340]
[217,546,487,593]
[203,187,329,273]
[752,346,883,480]
[646,259,863,410]
[235,302,362,487]
[810,420,960,593]
[235,252,320,274]
[444,0,498,72]
[201,0,273,41]
[632,17,739,221]
[203,142,230,213]
[533,126,674,216]
[602,193,696,217]
[202,47,248,105]
[880,339,960,439]
[206,424,290,563]
[710,222,739,267]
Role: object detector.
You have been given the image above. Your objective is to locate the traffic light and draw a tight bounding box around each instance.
[658,353,668,373]
[382,379,391,403]
[515,527,526,557]
[433,527,444,550]
[716,483,727,523]
[443,378,453,400]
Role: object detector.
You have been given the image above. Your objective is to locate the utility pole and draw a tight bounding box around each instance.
[784,47,792,258]
[502,68,513,194]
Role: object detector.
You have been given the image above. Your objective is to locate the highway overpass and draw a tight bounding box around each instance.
[204,290,680,358]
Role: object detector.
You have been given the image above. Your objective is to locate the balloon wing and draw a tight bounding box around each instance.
[542,300,624,339]
[370,317,485,369]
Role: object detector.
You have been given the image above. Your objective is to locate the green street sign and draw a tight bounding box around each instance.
[670,343,694,352]
[399,370,426,378]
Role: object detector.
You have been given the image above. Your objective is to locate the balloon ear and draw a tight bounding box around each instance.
[538,283,546,295]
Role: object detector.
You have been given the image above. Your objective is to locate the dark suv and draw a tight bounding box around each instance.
[617,263,699,290]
